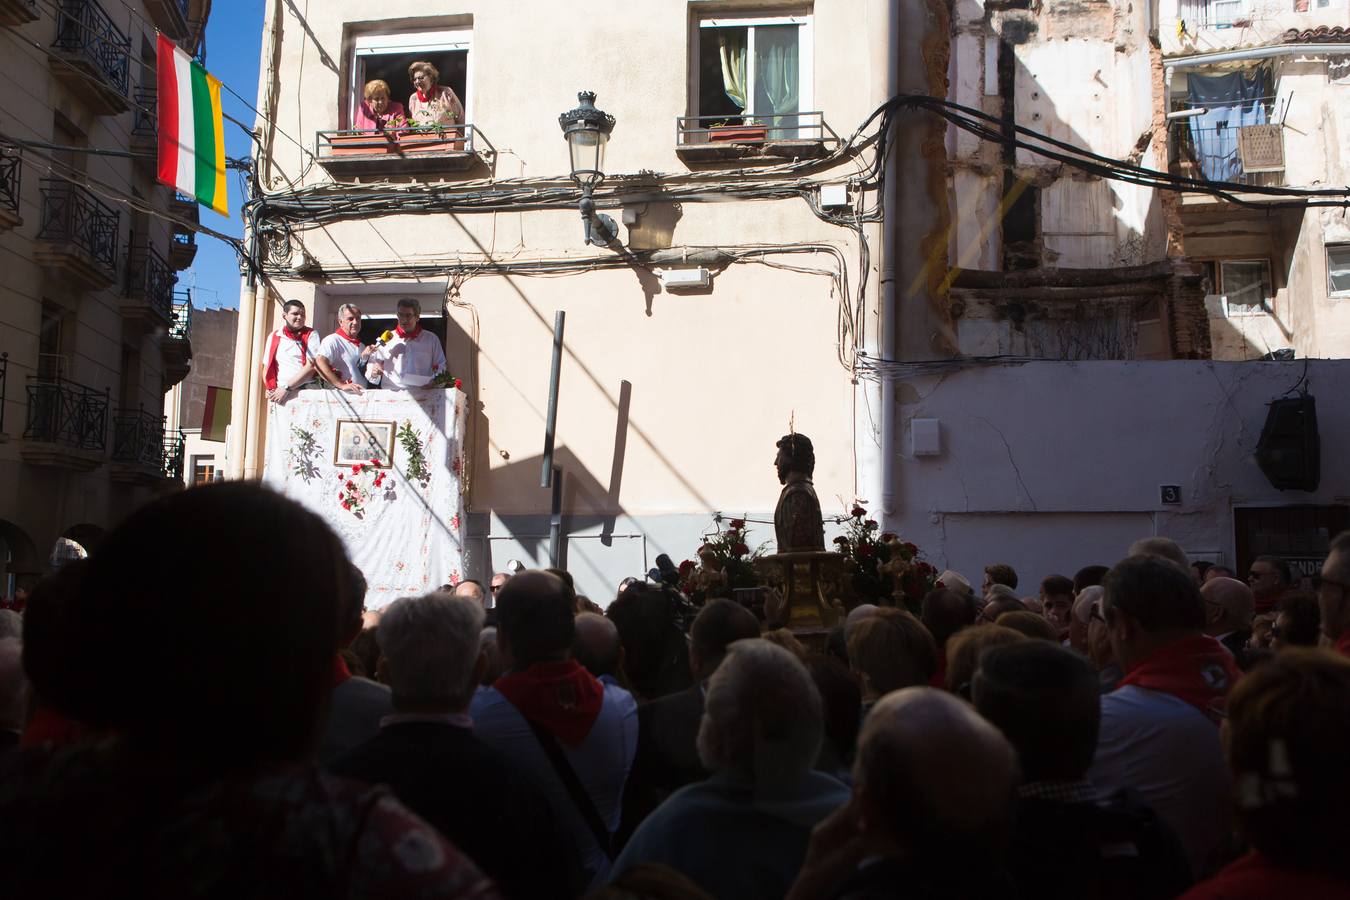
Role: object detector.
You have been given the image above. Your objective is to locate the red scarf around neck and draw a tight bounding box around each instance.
[494,659,604,747]
[331,654,352,689]
[263,326,313,390]
[416,86,436,103]
[1119,634,1241,725]
[334,327,361,346]
[396,324,422,341]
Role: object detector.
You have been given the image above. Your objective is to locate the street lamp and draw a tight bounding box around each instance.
[558,91,618,247]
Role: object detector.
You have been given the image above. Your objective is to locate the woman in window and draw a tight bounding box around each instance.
[407,60,463,129]
[353,79,407,132]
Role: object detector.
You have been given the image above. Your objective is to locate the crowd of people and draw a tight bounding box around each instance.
[2,483,1349,899]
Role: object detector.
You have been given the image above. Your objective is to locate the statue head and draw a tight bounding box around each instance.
[775,433,815,484]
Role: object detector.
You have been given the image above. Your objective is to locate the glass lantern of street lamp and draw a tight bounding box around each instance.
[558,91,618,246]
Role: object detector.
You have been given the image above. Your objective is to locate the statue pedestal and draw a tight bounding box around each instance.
[757,550,846,636]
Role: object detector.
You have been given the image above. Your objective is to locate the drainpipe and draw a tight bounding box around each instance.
[877,0,901,526]
[226,275,255,479]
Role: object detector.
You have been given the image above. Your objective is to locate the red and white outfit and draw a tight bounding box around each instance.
[318,330,368,388]
[366,325,446,390]
[261,325,321,394]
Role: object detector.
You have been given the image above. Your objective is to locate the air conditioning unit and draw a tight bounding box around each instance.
[1238,124,1284,173]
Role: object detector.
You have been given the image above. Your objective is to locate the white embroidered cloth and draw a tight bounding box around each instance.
[262,388,467,608]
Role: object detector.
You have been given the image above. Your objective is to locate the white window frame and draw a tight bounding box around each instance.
[1327,243,1350,298]
[1218,258,1273,317]
[350,28,474,142]
[694,14,813,120]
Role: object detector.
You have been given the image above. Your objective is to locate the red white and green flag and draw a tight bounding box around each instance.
[156,34,228,216]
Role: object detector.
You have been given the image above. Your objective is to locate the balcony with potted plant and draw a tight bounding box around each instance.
[315,123,492,179]
[675,112,836,165]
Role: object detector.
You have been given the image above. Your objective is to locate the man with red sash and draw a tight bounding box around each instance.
[261,299,321,403]
[365,297,447,390]
[1087,554,1242,879]
[316,303,375,393]
[1320,530,1350,657]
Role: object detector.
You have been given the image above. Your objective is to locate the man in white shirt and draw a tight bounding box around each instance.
[365,297,447,390]
[261,300,322,403]
[315,303,374,393]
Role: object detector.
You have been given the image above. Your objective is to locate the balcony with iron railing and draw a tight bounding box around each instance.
[0,144,20,232]
[315,124,493,178]
[34,178,120,290]
[675,112,838,164]
[20,375,108,471]
[50,0,131,114]
[163,290,194,388]
[169,192,199,269]
[143,0,190,40]
[131,87,157,164]
[123,241,175,330]
[111,406,182,484]
[1169,98,1286,206]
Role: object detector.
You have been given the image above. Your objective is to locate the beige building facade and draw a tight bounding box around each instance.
[233,1,1348,598]
[0,0,205,594]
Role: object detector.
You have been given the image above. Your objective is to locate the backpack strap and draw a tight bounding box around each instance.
[522,716,615,861]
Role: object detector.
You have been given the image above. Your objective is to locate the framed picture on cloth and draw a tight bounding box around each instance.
[334,419,396,467]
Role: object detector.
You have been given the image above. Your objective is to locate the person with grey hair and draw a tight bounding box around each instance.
[365,296,447,390]
[0,609,21,640]
[611,639,849,900]
[1129,536,1189,571]
[333,592,579,898]
[315,302,375,392]
[786,687,1020,900]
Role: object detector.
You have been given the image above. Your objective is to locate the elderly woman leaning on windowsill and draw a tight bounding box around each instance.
[353,78,409,133]
[407,59,464,129]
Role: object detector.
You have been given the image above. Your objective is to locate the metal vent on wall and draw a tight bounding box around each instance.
[1238,124,1285,173]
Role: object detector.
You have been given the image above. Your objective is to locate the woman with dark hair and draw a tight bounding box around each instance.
[0,483,500,900]
[606,583,694,702]
[1272,591,1321,649]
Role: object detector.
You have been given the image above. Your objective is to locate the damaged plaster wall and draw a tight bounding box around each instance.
[945,0,1174,357]
[890,359,1350,583]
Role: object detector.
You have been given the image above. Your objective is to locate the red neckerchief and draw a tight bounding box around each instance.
[1336,631,1350,658]
[494,659,604,747]
[929,648,948,689]
[263,326,313,391]
[416,86,435,103]
[331,654,352,689]
[1118,634,1241,724]
[21,703,92,748]
[395,324,422,341]
[333,328,361,346]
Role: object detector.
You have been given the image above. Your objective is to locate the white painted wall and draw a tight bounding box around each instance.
[890,359,1350,585]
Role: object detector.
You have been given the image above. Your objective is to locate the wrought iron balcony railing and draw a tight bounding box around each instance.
[163,428,185,480]
[170,290,192,340]
[676,111,835,145]
[112,406,166,468]
[38,178,119,271]
[126,242,175,320]
[53,0,131,96]
[0,145,19,219]
[132,87,157,139]
[24,376,109,451]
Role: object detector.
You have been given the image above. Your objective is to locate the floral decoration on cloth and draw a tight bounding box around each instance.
[397,420,432,488]
[288,426,320,481]
[336,460,395,518]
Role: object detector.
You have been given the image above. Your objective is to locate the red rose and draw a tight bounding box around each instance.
[880,532,896,542]
[351,464,361,473]
[338,491,345,499]
[864,519,877,529]
[732,542,750,556]
[729,518,746,530]
[453,378,463,389]
[346,480,355,489]
[833,536,849,545]
[904,542,918,554]
[857,544,875,558]
[851,505,866,518]
[679,560,695,574]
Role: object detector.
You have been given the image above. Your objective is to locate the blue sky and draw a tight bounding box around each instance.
[182,1,265,310]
